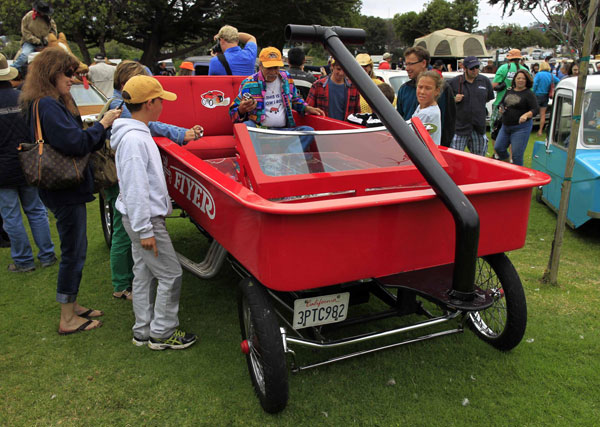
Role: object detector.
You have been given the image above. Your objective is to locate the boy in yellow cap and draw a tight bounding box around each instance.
[110,75,197,350]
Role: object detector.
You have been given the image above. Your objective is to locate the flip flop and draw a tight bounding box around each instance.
[58,319,103,335]
[112,290,132,300]
[77,309,104,318]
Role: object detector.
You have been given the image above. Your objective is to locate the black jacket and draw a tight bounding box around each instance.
[0,83,28,188]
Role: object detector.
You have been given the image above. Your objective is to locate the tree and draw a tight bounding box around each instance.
[487,0,600,54]
[393,0,480,46]
[0,0,221,66]
[484,24,556,48]
[393,11,424,45]
[359,15,388,54]
[217,0,362,49]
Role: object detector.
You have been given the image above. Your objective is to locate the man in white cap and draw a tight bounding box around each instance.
[87,54,115,98]
[379,52,392,69]
[110,75,197,350]
[448,56,494,156]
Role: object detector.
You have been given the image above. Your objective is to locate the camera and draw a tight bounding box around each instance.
[210,42,222,55]
[494,81,506,92]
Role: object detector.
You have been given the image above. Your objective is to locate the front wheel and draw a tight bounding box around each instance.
[468,253,527,351]
[99,191,113,248]
[238,278,288,413]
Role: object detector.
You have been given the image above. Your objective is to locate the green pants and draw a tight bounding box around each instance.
[104,184,134,292]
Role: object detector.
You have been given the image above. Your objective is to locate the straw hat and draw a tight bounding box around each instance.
[0,53,19,81]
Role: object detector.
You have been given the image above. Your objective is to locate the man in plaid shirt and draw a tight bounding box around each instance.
[306,60,360,121]
[230,47,324,152]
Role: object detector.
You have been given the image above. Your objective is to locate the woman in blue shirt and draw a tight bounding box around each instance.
[532,62,560,136]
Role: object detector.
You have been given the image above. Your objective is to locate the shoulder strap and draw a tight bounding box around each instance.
[34,100,43,142]
[217,54,232,76]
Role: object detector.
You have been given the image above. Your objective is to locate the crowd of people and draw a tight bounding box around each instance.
[1,3,596,349]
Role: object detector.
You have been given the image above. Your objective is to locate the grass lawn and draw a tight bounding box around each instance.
[1,132,599,425]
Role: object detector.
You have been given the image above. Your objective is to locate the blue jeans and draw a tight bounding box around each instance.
[49,203,88,303]
[0,186,55,268]
[13,42,37,73]
[243,121,315,154]
[494,120,533,166]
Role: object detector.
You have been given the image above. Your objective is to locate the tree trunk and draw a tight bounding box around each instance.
[72,31,90,64]
[543,0,599,285]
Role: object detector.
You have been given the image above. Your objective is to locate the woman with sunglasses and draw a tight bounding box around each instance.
[20,47,121,335]
[494,69,539,166]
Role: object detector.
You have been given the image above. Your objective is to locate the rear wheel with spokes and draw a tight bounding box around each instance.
[99,190,113,248]
[468,253,527,351]
[238,278,288,413]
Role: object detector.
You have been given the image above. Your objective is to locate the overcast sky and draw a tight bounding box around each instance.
[360,1,547,30]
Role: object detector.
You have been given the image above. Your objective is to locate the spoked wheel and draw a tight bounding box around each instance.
[238,278,288,413]
[467,253,527,351]
[98,191,113,248]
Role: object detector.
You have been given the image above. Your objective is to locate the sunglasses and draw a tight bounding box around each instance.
[64,69,76,78]
[468,65,480,70]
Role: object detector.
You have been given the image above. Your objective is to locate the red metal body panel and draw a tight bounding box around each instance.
[157,131,550,292]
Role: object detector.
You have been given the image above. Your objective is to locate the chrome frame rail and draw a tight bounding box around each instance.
[280,312,463,372]
[176,240,227,279]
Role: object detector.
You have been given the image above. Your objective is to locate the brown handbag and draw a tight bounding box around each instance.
[18,99,90,190]
[90,99,118,193]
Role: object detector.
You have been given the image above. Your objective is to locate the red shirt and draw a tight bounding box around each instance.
[378,61,391,69]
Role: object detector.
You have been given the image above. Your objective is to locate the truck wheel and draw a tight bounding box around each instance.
[468,253,527,351]
[238,278,288,413]
[99,191,113,248]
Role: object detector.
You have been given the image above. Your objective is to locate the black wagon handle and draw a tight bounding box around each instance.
[285,24,480,302]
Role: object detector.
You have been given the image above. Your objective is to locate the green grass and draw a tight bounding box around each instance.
[1,133,599,425]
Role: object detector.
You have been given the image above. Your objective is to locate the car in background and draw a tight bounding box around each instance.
[531,75,600,228]
[373,69,409,94]
[70,80,108,125]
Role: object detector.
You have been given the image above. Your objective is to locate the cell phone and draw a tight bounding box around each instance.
[118,100,125,109]
[242,93,253,101]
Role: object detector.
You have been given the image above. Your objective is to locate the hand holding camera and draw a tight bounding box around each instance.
[239,92,256,115]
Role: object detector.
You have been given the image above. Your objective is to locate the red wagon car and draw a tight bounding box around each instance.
[100,26,550,413]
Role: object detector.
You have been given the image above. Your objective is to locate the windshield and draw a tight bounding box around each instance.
[583,91,600,146]
[247,127,419,177]
[387,75,410,93]
[70,84,106,106]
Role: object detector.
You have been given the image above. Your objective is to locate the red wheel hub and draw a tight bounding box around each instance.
[240,339,250,354]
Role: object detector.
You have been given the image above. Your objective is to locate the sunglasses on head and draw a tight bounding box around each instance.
[64,69,76,78]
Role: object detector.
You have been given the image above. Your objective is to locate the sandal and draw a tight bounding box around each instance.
[113,290,132,301]
[58,319,103,335]
[77,308,104,318]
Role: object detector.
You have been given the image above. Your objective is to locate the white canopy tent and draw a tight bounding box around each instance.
[414,28,487,58]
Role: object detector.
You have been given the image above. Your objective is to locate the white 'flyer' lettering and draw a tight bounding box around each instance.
[171,167,215,219]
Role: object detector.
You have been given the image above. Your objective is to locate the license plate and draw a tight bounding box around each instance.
[292,292,350,329]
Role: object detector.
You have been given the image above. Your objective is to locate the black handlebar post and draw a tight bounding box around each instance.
[286,24,480,301]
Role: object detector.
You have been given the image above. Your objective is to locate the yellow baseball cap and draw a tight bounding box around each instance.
[122,75,177,104]
[259,47,284,67]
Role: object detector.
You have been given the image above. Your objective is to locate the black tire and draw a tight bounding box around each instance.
[535,186,543,203]
[99,191,113,249]
[467,253,527,351]
[238,278,288,413]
